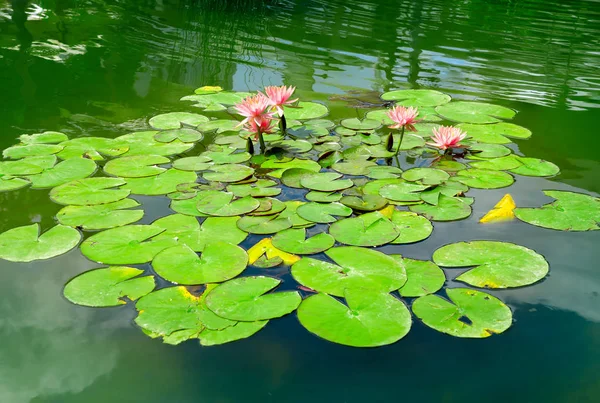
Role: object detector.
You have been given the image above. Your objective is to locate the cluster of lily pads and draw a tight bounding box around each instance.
[0,87,598,348]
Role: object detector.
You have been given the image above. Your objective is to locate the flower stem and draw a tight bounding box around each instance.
[395,126,406,156]
[258,131,266,154]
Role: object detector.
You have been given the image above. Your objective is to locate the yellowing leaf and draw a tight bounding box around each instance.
[378,205,396,219]
[247,238,272,264]
[247,238,300,265]
[479,194,516,223]
[266,244,301,265]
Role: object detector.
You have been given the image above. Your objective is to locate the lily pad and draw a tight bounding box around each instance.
[296,202,352,223]
[433,241,549,288]
[272,228,335,254]
[197,119,241,133]
[467,143,512,159]
[262,158,321,178]
[278,201,315,228]
[395,258,445,297]
[57,137,128,160]
[410,195,472,221]
[379,181,429,202]
[205,276,301,321]
[104,155,170,178]
[283,102,329,120]
[0,155,57,176]
[57,199,144,230]
[19,131,69,144]
[381,89,451,107]
[300,172,353,192]
[514,191,600,231]
[236,215,292,234]
[196,192,260,217]
[3,144,63,159]
[420,181,469,205]
[28,158,97,189]
[436,102,515,124]
[468,155,522,171]
[64,267,155,307]
[329,211,399,246]
[412,288,512,338]
[149,112,209,130]
[121,169,197,195]
[227,179,281,197]
[298,290,411,347]
[331,159,378,176]
[458,122,531,143]
[455,169,514,189]
[199,320,268,346]
[366,165,403,179]
[0,177,30,192]
[340,118,381,131]
[0,224,81,262]
[116,131,194,157]
[402,168,450,185]
[305,191,342,203]
[509,157,560,177]
[50,178,129,205]
[202,148,251,164]
[153,242,247,285]
[281,168,317,188]
[291,246,406,295]
[154,128,203,143]
[390,211,433,244]
[80,225,177,264]
[340,195,388,212]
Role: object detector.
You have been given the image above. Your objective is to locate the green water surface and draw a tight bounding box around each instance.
[0,0,599,402]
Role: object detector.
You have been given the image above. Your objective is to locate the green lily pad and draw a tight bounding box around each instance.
[57,199,144,230]
[236,215,292,234]
[410,195,472,221]
[281,168,317,188]
[19,131,69,144]
[154,128,203,143]
[436,102,515,124]
[199,320,268,346]
[514,191,600,231]
[196,192,260,217]
[153,242,247,285]
[3,144,63,159]
[340,195,388,211]
[0,224,81,262]
[412,288,512,338]
[433,241,549,288]
[205,276,301,321]
[305,191,341,203]
[28,158,97,189]
[271,139,313,154]
[395,258,445,297]
[57,137,128,160]
[50,178,129,205]
[300,172,353,192]
[379,181,429,202]
[298,289,411,347]
[64,267,155,307]
[391,211,433,244]
[149,112,209,129]
[420,181,469,205]
[329,211,399,246]
[202,147,251,164]
[291,246,407,296]
[104,155,170,177]
[227,179,281,197]
[183,91,251,110]
[296,202,352,223]
[121,168,197,195]
[262,158,321,178]
[272,228,335,254]
[365,109,395,125]
[389,133,426,150]
[278,201,314,228]
[366,165,403,179]
[172,156,212,172]
[402,168,450,185]
[455,169,514,189]
[458,122,531,144]
[253,255,284,269]
[0,155,57,176]
[468,155,522,171]
[283,102,329,120]
[331,159,378,176]
[0,177,30,192]
[116,131,194,157]
[509,157,560,177]
[248,197,286,216]
[197,119,241,133]
[363,178,403,196]
[432,160,467,172]
[203,164,254,183]
[80,225,177,264]
[381,89,451,107]
[340,118,381,131]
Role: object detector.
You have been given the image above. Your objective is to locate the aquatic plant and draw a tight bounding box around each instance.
[0,87,598,348]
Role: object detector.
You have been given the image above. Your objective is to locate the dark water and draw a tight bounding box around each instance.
[1,0,600,402]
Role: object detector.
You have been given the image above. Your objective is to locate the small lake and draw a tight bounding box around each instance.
[0,0,599,402]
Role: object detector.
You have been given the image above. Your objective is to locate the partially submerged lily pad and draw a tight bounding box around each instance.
[0,224,81,262]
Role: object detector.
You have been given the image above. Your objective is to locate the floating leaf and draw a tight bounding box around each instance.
[19,131,69,144]
[281,168,317,188]
[57,199,144,230]
[467,143,512,159]
[154,128,203,143]
[298,290,411,347]
[57,137,128,160]
[395,258,445,297]
[236,215,292,234]
[64,267,155,307]
[433,241,549,288]
[381,89,451,107]
[305,191,341,203]
[366,165,403,179]
[379,181,429,202]
[247,238,300,266]
[196,192,260,216]
[227,179,281,197]
[149,112,209,130]
[205,276,301,321]
[3,144,63,159]
[283,102,329,120]
[272,228,335,254]
[197,119,241,133]
[329,211,400,246]
[296,202,352,223]
[420,181,469,205]
[0,224,81,262]
[468,155,522,171]
[509,157,560,177]
[50,178,129,205]
[479,194,516,223]
[104,155,169,178]
[458,122,531,144]
[402,168,450,185]
[514,191,600,231]
[0,177,30,192]
[183,91,250,110]
[436,102,515,124]
[410,195,472,221]
[0,155,57,175]
[390,211,433,244]
[331,159,377,176]
[412,288,512,338]
[455,169,514,189]
[340,118,381,131]
[340,195,388,212]
[291,246,407,296]
[300,172,353,192]
[199,320,268,346]
[121,169,197,196]
[278,201,314,228]
[202,147,251,164]
[262,158,321,178]
[432,160,467,172]
[203,164,254,182]
[28,158,97,189]
[153,242,247,285]
[116,131,194,157]
[80,225,177,264]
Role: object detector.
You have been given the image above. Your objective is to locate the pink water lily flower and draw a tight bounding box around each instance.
[235,93,274,126]
[245,115,277,139]
[427,126,467,150]
[387,106,419,131]
[264,85,298,116]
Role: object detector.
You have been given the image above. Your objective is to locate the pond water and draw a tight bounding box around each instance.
[1,0,600,402]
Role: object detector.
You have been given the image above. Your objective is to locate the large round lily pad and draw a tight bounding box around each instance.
[64,267,155,307]
[436,102,515,124]
[149,112,209,130]
[458,122,531,144]
[0,224,81,262]
[205,276,301,321]
[390,211,433,244]
[381,89,451,107]
[203,164,254,183]
[297,290,411,347]
[236,215,292,234]
[28,158,97,189]
[57,137,128,160]
[3,144,63,159]
[283,102,328,120]
[104,155,169,178]
[379,181,429,202]
[296,202,352,223]
[514,191,600,231]
[291,246,406,295]
[402,168,449,185]
[433,241,549,288]
[50,178,129,205]
[199,320,268,346]
[395,258,445,297]
[329,211,399,246]
[409,195,472,221]
[153,242,247,285]
[454,169,514,189]
[0,155,56,176]
[272,228,335,254]
[57,199,144,230]
[121,169,197,196]
[0,177,30,192]
[196,192,260,216]
[300,172,353,192]
[340,195,388,212]
[116,131,194,157]
[412,288,512,338]
[509,157,560,177]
